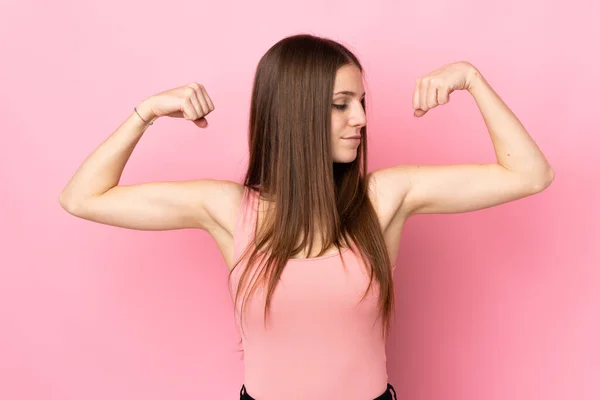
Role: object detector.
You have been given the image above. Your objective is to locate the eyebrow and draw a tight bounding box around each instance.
[333,91,366,97]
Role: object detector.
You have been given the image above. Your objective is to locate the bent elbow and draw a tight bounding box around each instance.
[532,168,555,193]
[59,192,82,215]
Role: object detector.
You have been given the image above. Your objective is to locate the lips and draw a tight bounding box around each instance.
[343,136,361,139]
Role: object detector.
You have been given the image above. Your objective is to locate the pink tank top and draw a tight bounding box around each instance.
[229,186,396,400]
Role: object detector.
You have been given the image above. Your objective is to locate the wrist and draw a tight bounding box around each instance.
[136,100,160,124]
[466,64,485,95]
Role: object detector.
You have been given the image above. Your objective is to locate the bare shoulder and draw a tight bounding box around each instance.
[366,168,411,231]
[202,180,246,271]
[204,179,245,237]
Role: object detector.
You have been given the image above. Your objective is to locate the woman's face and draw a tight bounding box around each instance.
[330,64,367,163]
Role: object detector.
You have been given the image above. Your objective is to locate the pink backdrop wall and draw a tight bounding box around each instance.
[1,0,598,399]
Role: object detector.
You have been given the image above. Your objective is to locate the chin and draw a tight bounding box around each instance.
[333,151,358,163]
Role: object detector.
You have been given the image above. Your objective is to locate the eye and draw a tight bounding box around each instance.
[332,97,366,111]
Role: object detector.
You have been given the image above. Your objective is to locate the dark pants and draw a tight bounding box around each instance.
[240,383,397,399]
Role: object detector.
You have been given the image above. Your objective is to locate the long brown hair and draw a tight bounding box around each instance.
[228,33,395,352]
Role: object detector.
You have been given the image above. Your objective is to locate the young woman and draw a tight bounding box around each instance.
[59,34,554,400]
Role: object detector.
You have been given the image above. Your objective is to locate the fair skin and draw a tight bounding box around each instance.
[59,62,554,271]
[330,64,367,163]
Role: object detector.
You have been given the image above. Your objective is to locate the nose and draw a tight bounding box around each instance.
[350,104,367,128]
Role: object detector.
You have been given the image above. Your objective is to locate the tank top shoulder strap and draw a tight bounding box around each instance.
[233,185,259,263]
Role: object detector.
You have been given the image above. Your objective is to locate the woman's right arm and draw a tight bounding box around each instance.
[58,83,228,232]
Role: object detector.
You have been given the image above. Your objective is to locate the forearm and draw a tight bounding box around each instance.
[467,67,554,183]
[59,101,159,208]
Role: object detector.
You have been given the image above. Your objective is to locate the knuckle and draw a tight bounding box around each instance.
[184,87,195,97]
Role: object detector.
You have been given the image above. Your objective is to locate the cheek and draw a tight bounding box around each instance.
[331,115,344,133]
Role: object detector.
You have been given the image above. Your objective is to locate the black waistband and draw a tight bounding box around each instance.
[240,382,397,400]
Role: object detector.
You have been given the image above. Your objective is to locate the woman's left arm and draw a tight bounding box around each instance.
[369,61,554,217]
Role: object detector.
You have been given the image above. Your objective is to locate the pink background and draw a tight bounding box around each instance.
[1,0,598,399]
